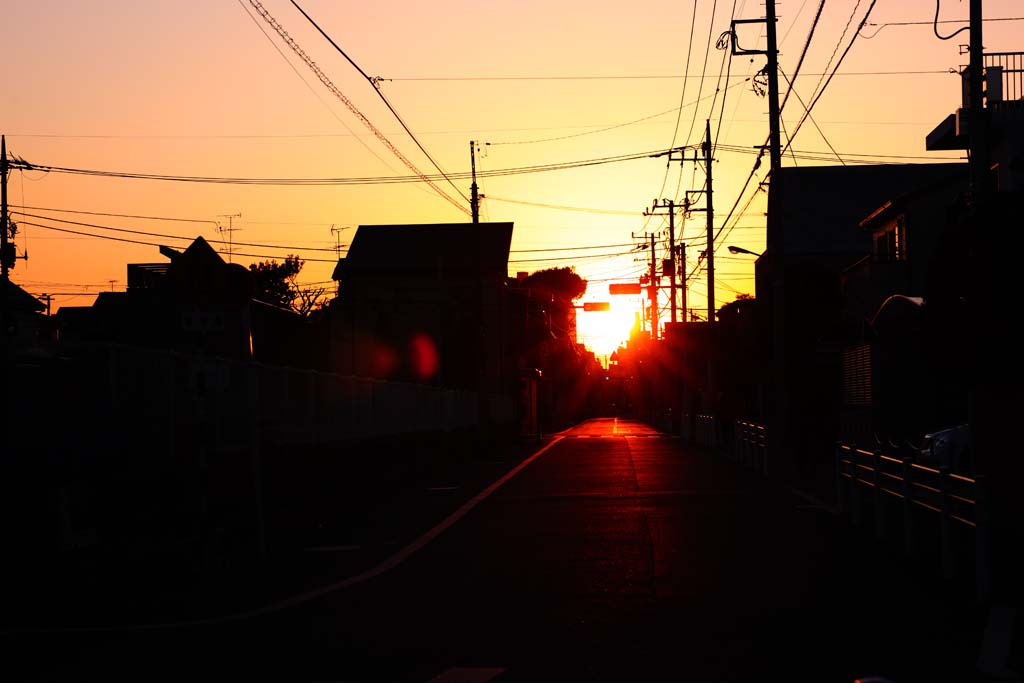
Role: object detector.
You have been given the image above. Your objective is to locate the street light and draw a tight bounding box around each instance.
[728,245,763,257]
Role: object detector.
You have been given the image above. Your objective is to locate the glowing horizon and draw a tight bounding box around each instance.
[3,0,1018,358]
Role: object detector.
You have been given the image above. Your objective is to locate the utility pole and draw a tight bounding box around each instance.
[632,231,659,338]
[643,199,680,323]
[730,0,782,171]
[649,233,658,338]
[680,122,716,324]
[1,135,9,281]
[704,119,716,324]
[967,0,988,202]
[470,141,481,224]
[217,213,242,263]
[330,225,344,296]
[765,0,782,171]
[679,242,687,322]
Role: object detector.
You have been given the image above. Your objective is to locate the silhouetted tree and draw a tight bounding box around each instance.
[249,255,328,315]
[521,266,587,303]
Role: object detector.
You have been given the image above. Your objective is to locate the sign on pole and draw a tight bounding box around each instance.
[609,283,642,295]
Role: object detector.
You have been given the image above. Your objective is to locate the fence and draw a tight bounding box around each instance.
[20,343,516,570]
[695,413,718,449]
[102,343,514,450]
[835,443,992,601]
[983,51,1024,102]
[733,420,768,476]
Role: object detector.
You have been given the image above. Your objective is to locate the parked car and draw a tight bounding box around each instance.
[919,423,972,472]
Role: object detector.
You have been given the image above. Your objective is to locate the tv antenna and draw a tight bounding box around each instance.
[216,213,242,263]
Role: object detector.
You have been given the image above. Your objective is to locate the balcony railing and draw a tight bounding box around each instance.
[983,51,1024,102]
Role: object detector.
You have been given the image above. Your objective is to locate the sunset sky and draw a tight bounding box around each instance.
[2,0,1019,356]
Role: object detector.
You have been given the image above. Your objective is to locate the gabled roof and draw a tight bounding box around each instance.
[767,163,967,256]
[2,279,45,313]
[338,222,513,279]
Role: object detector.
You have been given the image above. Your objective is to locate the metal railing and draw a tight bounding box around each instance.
[734,420,768,476]
[984,51,1024,102]
[695,414,718,449]
[835,443,992,601]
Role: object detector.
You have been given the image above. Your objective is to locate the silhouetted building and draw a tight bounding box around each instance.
[1,278,46,355]
[759,162,967,495]
[55,236,318,368]
[839,169,970,450]
[329,222,513,394]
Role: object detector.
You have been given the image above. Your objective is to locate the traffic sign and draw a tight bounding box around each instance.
[609,283,642,295]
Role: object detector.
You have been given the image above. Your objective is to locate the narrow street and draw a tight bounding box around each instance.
[4,419,985,682]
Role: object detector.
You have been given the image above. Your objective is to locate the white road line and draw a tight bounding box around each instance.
[3,437,565,635]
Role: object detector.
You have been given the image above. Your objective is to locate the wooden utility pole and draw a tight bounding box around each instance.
[643,199,681,323]
[730,0,782,171]
[632,231,659,338]
[967,0,988,202]
[765,0,782,171]
[680,122,716,323]
[470,140,480,224]
[649,232,658,337]
[703,120,716,323]
[1,135,9,281]
[679,242,687,321]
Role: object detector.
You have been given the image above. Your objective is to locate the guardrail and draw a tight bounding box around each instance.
[835,443,992,601]
[734,420,768,476]
[695,413,718,449]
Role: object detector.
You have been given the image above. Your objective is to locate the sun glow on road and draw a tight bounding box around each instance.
[577,299,639,359]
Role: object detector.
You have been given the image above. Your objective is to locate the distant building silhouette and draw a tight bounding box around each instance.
[329,222,513,393]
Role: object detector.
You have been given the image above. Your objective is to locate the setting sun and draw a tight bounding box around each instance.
[577,297,640,360]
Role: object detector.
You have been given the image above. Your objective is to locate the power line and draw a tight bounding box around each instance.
[286,0,470,207]
[508,249,640,264]
[713,143,960,163]
[510,242,638,254]
[18,220,338,263]
[807,0,864,108]
[243,0,469,216]
[486,79,749,147]
[380,69,953,81]
[783,1,880,157]
[859,15,1024,39]
[9,148,672,186]
[11,211,343,252]
[779,69,845,165]
[486,196,638,216]
[777,0,826,118]
[16,204,355,230]
[14,205,218,225]
[235,0,399,175]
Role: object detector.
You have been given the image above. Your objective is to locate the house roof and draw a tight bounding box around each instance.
[2,279,45,313]
[336,222,513,280]
[767,163,967,256]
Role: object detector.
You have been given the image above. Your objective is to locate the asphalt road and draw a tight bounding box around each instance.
[2,418,990,683]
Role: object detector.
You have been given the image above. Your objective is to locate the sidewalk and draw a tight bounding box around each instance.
[687,436,1016,682]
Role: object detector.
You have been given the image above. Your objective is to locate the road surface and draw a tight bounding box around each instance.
[3,418,986,682]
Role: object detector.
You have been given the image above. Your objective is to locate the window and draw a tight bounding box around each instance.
[874,215,906,262]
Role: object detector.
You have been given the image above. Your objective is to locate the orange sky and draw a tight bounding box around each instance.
[2,0,1020,356]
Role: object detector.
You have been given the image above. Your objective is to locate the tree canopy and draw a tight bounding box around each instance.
[249,255,327,316]
[521,266,587,302]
